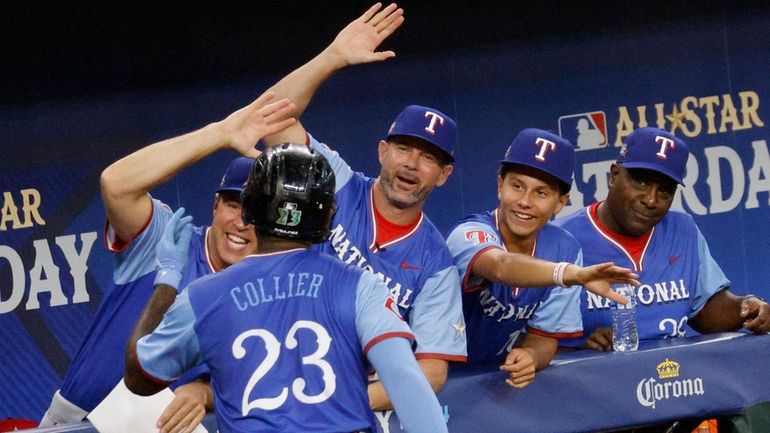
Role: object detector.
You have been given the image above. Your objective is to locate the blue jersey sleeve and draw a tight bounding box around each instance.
[527,251,583,337]
[355,271,414,353]
[136,291,202,382]
[308,133,353,192]
[113,198,174,285]
[445,220,504,291]
[367,339,448,433]
[691,226,730,317]
[409,266,467,360]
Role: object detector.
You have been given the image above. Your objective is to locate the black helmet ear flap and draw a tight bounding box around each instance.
[240,143,336,243]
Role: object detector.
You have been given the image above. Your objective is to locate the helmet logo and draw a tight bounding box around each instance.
[276,202,302,227]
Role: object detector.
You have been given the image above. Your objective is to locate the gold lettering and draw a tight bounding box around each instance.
[739,90,764,129]
[615,106,635,146]
[636,105,649,128]
[654,103,667,129]
[698,95,720,134]
[720,93,746,132]
[1,192,21,231]
[20,188,45,228]
[679,96,702,137]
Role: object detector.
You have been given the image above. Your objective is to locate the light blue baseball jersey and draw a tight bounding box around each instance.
[307,134,467,362]
[136,249,414,433]
[555,203,729,348]
[60,198,214,411]
[446,209,583,366]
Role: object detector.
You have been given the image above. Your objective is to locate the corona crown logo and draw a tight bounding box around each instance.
[656,358,680,379]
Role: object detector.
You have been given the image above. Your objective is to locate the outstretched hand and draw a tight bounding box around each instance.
[328,3,405,66]
[570,262,640,305]
[217,91,296,158]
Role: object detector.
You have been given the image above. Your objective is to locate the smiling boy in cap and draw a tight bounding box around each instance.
[445,128,639,388]
[555,127,770,353]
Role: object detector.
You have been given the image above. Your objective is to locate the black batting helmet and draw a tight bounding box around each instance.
[241,143,336,243]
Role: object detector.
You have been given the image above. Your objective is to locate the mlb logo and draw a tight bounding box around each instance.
[558,111,608,151]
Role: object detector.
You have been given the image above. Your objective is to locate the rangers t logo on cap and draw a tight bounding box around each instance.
[386,104,458,162]
[618,127,690,185]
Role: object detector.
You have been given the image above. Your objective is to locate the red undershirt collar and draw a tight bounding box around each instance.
[589,201,652,264]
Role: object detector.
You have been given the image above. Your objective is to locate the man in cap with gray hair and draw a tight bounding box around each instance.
[259,3,468,410]
[556,127,769,354]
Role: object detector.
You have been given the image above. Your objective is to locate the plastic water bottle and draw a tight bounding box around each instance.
[611,284,638,352]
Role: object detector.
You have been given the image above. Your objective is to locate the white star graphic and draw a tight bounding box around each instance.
[451,321,466,339]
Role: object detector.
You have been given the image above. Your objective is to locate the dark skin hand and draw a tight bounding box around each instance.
[689,289,770,334]
[124,283,178,395]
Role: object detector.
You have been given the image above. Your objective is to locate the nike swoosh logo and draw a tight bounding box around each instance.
[400,261,420,271]
[668,255,682,265]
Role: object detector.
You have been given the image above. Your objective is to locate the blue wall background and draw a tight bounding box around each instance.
[1,3,769,421]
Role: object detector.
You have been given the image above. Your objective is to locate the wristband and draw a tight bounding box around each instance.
[744,294,766,302]
[155,268,183,292]
[552,262,570,288]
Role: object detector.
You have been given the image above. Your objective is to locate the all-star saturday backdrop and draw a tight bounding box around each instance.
[2,2,769,422]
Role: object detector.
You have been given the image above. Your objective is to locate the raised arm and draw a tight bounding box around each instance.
[472,248,637,304]
[101,91,295,241]
[263,2,404,146]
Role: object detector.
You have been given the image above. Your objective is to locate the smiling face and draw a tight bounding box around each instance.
[376,136,453,210]
[603,164,677,237]
[207,191,257,271]
[496,164,569,248]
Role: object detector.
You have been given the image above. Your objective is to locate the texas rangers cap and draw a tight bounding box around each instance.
[619,127,689,185]
[216,156,255,193]
[500,128,575,188]
[386,105,458,162]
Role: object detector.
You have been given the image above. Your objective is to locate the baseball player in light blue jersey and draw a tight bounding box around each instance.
[446,129,637,388]
[40,92,296,432]
[125,144,448,433]
[259,4,467,410]
[556,127,770,352]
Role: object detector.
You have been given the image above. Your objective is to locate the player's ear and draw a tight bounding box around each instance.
[213,194,221,214]
[377,140,389,164]
[608,163,622,187]
[555,193,569,214]
[435,163,454,187]
[497,175,504,201]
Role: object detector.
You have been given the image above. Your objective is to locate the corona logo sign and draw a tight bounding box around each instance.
[636,358,705,409]
[656,358,680,379]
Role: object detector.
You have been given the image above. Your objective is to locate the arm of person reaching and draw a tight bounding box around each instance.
[100,91,295,242]
[124,289,200,396]
[499,333,557,389]
[689,289,770,334]
[263,2,404,146]
[125,208,195,395]
[142,209,214,433]
[368,358,447,411]
[471,248,636,304]
[368,338,448,433]
[687,227,769,334]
